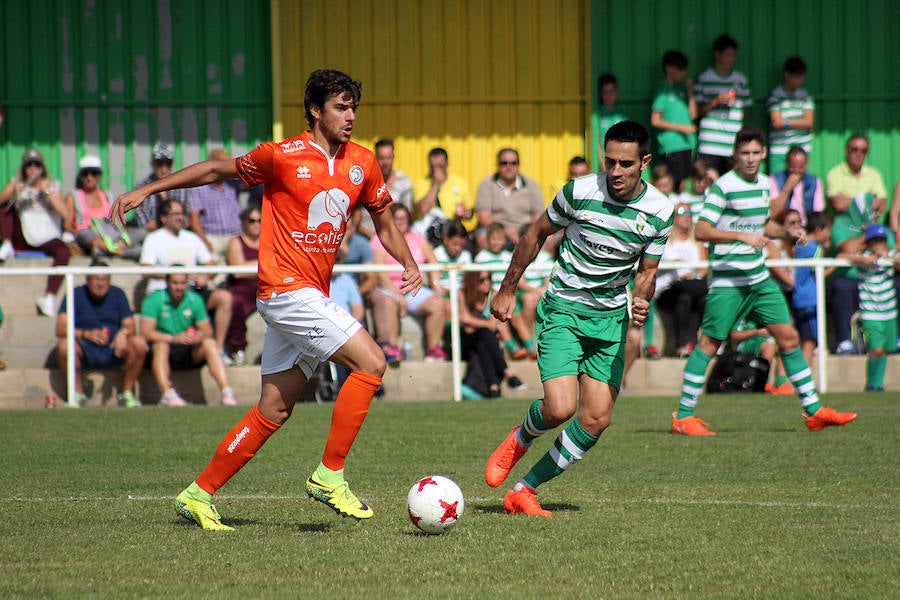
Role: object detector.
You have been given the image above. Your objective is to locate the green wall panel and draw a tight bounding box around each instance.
[590,0,899,190]
[0,1,271,197]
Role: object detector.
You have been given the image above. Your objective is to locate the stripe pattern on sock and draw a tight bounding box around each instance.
[781,348,819,410]
[678,349,712,415]
[523,418,599,489]
[518,399,551,447]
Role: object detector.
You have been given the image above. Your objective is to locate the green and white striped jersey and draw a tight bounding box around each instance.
[700,170,771,289]
[857,250,897,321]
[546,173,673,312]
[766,85,815,158]
[694,67,752,158]
[474,248,513,288]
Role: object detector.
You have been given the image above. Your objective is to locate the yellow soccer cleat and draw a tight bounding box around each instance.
[174,492,234,531]
[305,477,374,520]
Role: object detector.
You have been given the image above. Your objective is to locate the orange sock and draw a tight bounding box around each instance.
[196,405,281,494]
[321,371,382,471]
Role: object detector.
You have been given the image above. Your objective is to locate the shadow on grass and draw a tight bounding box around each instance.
[470,501,579,514]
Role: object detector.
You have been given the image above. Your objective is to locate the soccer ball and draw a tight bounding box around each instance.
[406,475,465,535]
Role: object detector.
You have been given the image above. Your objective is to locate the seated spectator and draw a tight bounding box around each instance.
[65,155,139,259]
[655,203,707,357]
[791,212,834,368]
[370,203,449,362]
[132,143,191,233]
[517,224,558,359]
[837,224,900,392]
[769,146,824,227]
[224,207,261,367]
[651,164,678,202]
[140,199,234,363]
[140,272,236,406]
[326,241,367,389]
[351,139,414,240]
[474,148,544,250]
[412,147,475,245]
[55,265,148,407]
[188,149,244,260]
[678,159,716,222]
[548,156,591,200]
[457,270,525,399]
[0,303,4,370]
[729,318,783,392]
[768,208,805,296]
[0,148,72,316]
[431,219,473,306]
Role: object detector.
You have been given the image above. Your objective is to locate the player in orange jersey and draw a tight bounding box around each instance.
[113,69,423,529]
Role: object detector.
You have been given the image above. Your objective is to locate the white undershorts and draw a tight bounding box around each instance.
[256,287,363,378]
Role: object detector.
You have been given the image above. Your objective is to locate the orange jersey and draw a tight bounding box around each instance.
[235,132,392,299]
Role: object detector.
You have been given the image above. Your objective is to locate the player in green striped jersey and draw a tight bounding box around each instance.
[672,126,857,436]
[483,121,673,516]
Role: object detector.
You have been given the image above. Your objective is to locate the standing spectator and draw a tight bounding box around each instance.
[826,133,887,217]
[655,203,708,357]
[837,224,899,391]
[694,34,751,176]
[0,148,72,316]
[769,146,825,227]
[671,125,856,436]
[591,73,629,170]
[412,147,475,242]
[188,148,244,260]
[370,203,448,362]
[132,143,191,232]
[791,212,834,369]
[140,272,237,407]
[549,156,591,200]
[767,56,815,175]
[139,199,234,363]
[458,270,525,399]
[224,207,261,367]
[475,148,545,250]
[65,155,138,259]
[651,50,697,190]
[55,266,148,407]
[351,139,413,240]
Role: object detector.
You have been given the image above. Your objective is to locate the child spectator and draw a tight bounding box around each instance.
[791,212,834,368]
[651,49,697,190]
[679,160,717,223]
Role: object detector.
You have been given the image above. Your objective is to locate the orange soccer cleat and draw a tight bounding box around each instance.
[503,487,552,516]
[671,412,717,436]
[485,427,528,487]
[805,407,858,432]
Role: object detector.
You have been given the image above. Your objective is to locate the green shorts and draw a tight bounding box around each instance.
[862,317,897,353]
[734,335,772,355]
[535,295,629,389]
[702,279,792,342]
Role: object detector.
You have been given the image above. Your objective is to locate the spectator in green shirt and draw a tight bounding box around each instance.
[140,271,236,406]
[651,50,698,190]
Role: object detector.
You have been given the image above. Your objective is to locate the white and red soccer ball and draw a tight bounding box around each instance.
[406,475,464,535]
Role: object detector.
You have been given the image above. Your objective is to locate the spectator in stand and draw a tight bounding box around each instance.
[475,148,545,250]
[591,73,629,170]
[651,49,697,190]
[694,34,751,176]
[767,56,815,175]
[457,270,526,399]
[678,159,716,223]
[548,156,591,200]
[55,265,148,407]
[370,203,448,362]
[889,180,900,234]
[728,317,779,386]
[431,219,473,310]
[139,199,234,363]
[224,206,261,367]
[826,133,887,217]
[412,147,475,244]
[325,239,367,388]
[769,146,824,227]
[655,203,708,357]
[188,148,244,260]
[791,212,834,369]
[132,143,191,232]
[140,272,237,406]
[0,148,72,317]
[351,139,414,240]
[65,155,138,259]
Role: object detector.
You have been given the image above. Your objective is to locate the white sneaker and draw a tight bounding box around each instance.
[220,350,234,367]
[160,388,188,407]
[221,386,237,406]
[36,294,56,317]
[231,350,247,367]
[0,240,14,261]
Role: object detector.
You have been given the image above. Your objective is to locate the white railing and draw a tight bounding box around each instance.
[0,257,862,403]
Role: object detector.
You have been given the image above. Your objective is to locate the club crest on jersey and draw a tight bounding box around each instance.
[349,165,364,185]
[280,139,305,153]
[635,212,647,234]
[296,165,311,179]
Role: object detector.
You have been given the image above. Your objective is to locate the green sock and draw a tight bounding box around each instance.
[775,374,788,386]
[314,462,344,486]
[184,481,212,503]
[644,300,656,348]
[781,347,820,416]
[524,338,536,352]
[867,355,887,388]
[505,339,518,353]
[677,348,712,418]
[523,418,599,490]
[518,400,551,446]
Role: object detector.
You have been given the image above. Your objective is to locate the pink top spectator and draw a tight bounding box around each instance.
[370,230,429,288]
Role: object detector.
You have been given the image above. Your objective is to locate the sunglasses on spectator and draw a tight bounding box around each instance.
[166,211,184,216]
[81,169,102,177]
[676,206,691,216]
[25,161,43,169]
[479,275,492,282]
[499,161,519,166]
[247,218,261,223]
[848,146,868,153]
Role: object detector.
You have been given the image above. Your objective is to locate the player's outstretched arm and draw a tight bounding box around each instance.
[110,158,238,226]
[631,255,660,327]
[371,206,423,296]
[491,214,557,322]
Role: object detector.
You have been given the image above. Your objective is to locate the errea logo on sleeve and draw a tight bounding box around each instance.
[296,165,311,179]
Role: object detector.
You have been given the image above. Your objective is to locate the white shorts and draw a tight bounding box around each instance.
[256,287,363,378]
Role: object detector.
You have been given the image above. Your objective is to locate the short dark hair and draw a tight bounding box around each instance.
[374,139,394,151]
[846,132,868,148]
[240,206,260,222]
[662,50,688,70]
[805,211,830,233]
[786,145,808,161]
[568,155,588,167]
[598,72,617,91]
[734,125,766,149]
[713,34,738,53]
[428,147,448,161]
[784,56,807,75]
[443,218,469,240]
[304,69,362,129]
[604,120,651,159]
[496,148,518,162]
[160,199,183,216]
